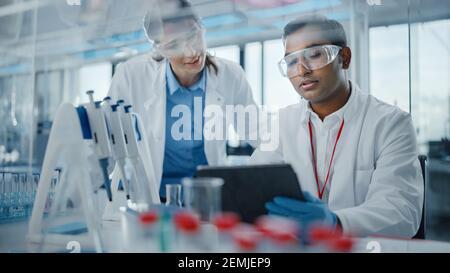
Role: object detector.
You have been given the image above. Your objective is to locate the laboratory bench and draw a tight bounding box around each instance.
[2,218,450,253]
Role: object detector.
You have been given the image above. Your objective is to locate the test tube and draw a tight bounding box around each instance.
[15,173,24,217]
[173,211,202,252]
[23,173,32,216]
[11,173,18,217]
[28,173,39,217]
[0,172,5,220]
[32,173,39,205]
[10,173,17,218]
[3,173,12,220]
[21,173,28,217]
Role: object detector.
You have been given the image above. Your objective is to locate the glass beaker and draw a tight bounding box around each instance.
[165,184,182,207]
[182,177,224,222]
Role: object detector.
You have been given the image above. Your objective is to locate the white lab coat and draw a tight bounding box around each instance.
[108,54,257,190]
[251,82,424,238]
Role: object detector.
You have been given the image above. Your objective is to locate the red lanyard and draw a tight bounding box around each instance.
[308,118,345,200]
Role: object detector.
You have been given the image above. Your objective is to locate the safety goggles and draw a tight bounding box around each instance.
[155,24,206,57]
[278,45,342,78]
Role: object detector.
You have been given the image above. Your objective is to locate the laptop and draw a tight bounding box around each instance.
[196,164,304,223]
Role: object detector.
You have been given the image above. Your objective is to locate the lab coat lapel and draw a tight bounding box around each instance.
[328,86,367,208]
[143,61,167,141]
[204,67,225,165]
[142,60,167,183]
[327,108,353,207]
[327,128,356,208]
[331,82,359,162]
[205,66,224,106]
[294,107,322,199]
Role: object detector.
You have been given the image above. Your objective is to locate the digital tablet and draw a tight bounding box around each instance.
[196,164,304,223]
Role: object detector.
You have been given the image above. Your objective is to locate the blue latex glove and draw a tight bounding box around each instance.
[265,192,337,229]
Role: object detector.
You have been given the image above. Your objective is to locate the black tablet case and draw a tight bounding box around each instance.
[196,164,304,223]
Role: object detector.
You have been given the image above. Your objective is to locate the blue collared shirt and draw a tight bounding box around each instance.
[160,62,209,198]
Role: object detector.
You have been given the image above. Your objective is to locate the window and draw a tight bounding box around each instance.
[78,62,112,103]
[209,45,240,63]
[369,24,410,112]
[369,20,450,152]
[411,20,450,150]
[263,39,300,109]
[245,42,262,105]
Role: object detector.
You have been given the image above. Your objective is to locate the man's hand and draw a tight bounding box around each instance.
[265,192,338,229]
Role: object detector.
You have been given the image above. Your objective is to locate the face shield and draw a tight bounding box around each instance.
[278,45,342,78]
[142,0,206,58]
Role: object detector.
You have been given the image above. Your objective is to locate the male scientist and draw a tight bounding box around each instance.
[251,15,423,238]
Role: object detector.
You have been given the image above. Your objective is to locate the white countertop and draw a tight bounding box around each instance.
[2,218,450,253]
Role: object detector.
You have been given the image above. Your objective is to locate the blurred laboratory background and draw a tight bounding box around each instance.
[0,0,449,241]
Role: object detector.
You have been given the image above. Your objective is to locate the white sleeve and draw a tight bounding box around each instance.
[334,113,423,238]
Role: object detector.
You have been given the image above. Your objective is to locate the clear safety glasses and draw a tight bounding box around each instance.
[278,45,342,78]
[155,25,206,57]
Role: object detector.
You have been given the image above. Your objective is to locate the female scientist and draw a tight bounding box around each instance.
[107,0,258,201]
